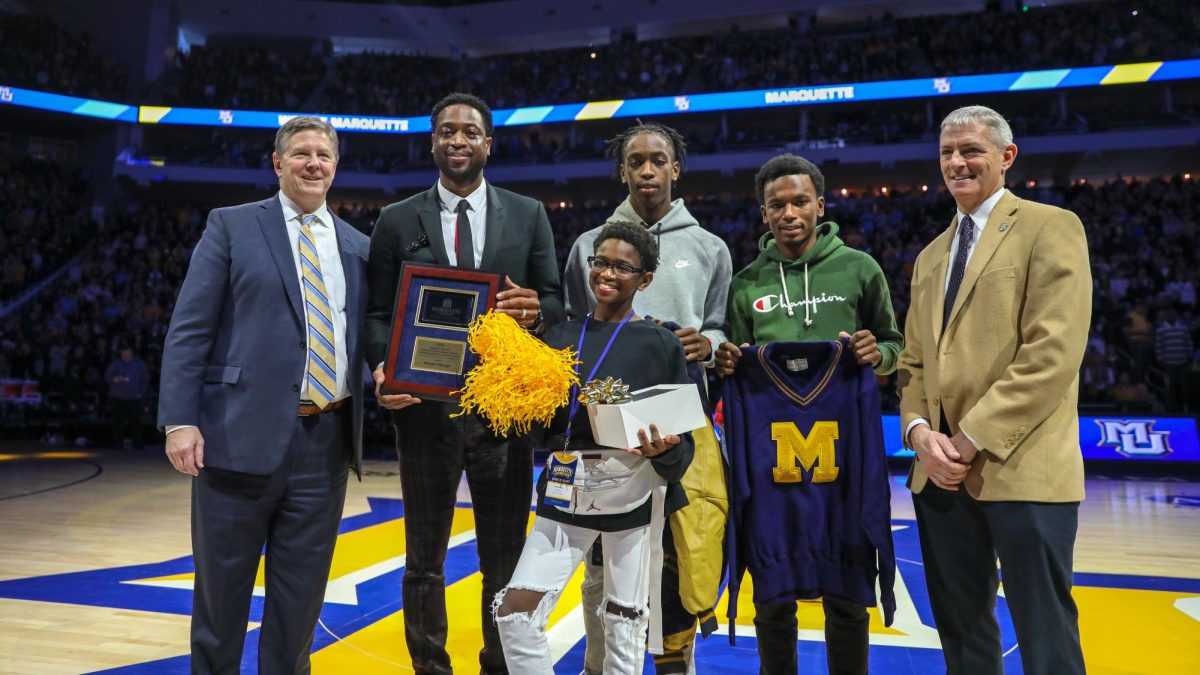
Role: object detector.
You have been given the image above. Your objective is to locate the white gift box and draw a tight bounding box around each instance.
[586,383,708,449]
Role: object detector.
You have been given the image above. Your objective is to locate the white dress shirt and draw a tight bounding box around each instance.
[279,191,350,403]
[436,179,488,268]
[905,187,1008,449]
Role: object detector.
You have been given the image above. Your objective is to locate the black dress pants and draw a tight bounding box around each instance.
[395,413,533,675]
[753,595,870,675]
[191,408,350,674]
[912,484,1084,675]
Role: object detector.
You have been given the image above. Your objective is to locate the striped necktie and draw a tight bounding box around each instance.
[299,214,336,407]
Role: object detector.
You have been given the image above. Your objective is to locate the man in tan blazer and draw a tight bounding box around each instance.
[898,105,1090,675]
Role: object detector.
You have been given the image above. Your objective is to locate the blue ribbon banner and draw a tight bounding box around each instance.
[0,84,136,121]
[3,59,1199,133]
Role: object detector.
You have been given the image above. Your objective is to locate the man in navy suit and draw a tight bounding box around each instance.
[366,93,563,675]
[159,116,369,673]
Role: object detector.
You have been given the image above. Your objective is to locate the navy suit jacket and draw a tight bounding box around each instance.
[159,195,369,477]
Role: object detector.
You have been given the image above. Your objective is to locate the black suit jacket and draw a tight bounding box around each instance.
[366,182,564,429]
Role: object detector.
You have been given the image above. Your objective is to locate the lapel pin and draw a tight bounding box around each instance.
[403,232,430,253]
[998,223,1009,232]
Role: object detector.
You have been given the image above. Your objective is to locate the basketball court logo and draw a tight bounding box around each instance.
[1096,419,1172,457]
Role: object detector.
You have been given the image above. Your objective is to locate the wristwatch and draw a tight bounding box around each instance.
[527,309,545,334]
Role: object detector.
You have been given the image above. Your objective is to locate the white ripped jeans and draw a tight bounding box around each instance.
[495,516,654,675]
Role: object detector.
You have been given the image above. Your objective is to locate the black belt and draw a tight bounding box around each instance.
[298,399,347,416]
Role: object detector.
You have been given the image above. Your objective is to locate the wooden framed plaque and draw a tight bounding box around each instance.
[381,262,504,401]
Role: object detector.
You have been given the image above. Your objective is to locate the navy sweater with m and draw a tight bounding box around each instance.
[722,340,896,640]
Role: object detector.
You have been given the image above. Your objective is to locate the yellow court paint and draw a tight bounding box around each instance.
[311,572,484,673]
[1074,585,1200,674]
[323,506,475,581]
[311,509,587,673]
[133,505,478,588]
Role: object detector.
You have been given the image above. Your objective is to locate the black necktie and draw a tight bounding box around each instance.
[455,200,475,270]
[943,214,975,332]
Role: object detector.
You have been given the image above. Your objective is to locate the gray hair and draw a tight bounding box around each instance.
[274,116,339,160]
[940,105,1013,150]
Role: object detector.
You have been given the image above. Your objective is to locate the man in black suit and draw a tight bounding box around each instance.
[366,92,564,675]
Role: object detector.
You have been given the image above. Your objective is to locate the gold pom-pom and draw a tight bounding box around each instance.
[452,311,580,437]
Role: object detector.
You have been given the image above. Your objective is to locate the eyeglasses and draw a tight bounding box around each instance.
[587,256,644,280]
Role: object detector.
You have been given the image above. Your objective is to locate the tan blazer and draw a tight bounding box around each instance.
[898,190,1091,502]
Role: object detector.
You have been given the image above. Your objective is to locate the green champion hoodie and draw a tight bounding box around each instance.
[728,222,903,375]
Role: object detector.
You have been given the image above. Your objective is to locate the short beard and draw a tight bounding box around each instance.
[436,155,485,187]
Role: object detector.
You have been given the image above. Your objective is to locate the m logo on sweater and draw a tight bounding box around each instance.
[771,420,840,483]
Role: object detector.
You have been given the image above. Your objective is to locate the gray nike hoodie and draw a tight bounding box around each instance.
[563,197,732,365]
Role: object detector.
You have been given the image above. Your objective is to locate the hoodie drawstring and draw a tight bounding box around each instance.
[778,262,794,318]
[803,262,813,327]
[778,261,814,326]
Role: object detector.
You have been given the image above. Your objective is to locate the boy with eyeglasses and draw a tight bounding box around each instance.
[497,221,695,674]
[563,122,731,673]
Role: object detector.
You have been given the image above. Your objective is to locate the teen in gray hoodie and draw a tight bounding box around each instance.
[562,123,732,674]
[564,130,731,365]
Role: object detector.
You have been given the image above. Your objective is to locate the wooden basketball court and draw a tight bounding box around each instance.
[1,445,1197,674]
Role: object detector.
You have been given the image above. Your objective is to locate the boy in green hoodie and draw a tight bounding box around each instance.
[715,154,903,675]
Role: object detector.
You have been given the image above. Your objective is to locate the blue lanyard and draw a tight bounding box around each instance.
[562,311,634,453]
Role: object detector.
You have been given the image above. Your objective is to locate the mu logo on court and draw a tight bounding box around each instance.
[770,421,840,483]
[1095,419,1172,457]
